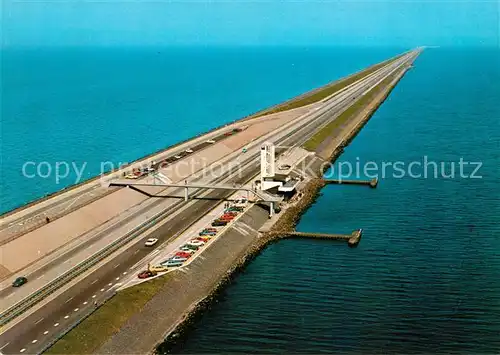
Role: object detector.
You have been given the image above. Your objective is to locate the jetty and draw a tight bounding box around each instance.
[323,177,378,188]
[284,229,363,247]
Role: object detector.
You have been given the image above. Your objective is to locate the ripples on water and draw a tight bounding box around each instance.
[166,48,500,353]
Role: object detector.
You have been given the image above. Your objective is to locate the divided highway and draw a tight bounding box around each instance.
[0,50,420,354]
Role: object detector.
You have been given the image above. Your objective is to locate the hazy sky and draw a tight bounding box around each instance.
[2,0,499,47]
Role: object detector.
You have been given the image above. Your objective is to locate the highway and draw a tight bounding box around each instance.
[0,49,420,354]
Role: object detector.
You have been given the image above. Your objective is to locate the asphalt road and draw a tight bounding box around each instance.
[0,50,420,354]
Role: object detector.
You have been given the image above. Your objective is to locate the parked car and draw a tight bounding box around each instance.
[180,244,199,251]
[227,206,244,212]
[206,139,216,144]
[188,240,205,247]
[212,220,228,227]
[137,270,157,279]
[163,260,184,268]
[196,237,211,243]
[12,276,27,287]
[169,256,188,262]
[199,230,217,236]
[175,251,192,259]
[148,265,168,273]
[144,238,159,247]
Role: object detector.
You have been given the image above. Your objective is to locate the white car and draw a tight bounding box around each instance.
[188,240,205,247]
[144,238,159,247]
[174,155,182,159]
[185,148,194,153]
[206,139,215,144]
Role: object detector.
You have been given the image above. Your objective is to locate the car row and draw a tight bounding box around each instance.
[124,128,243,180]
[137,199,248,279]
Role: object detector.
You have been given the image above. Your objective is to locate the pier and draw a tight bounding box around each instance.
[323,177,378,188]
[284,229,362,247]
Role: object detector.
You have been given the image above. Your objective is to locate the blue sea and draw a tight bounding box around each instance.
[164,48,499,353]
[1,46,403,214]
[2,46,500,353]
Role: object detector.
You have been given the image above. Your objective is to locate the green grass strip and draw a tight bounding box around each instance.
[45,274,170,354]
[255,53,403,117]
[302,73,397,152]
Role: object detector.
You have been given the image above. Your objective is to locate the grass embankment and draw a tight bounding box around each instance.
[45,275,171,354]
[302,71,399,152]
[255,54,403,117]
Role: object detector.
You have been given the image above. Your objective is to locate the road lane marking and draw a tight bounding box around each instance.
[36,275,44,280]
[134,250,140,254]
[65,297,74,303]
[6,294,14,299]
[44,331,49,335]
[64,259,71,264]
[54,323,59,327]
[113,264,120,269]
[0,343,9,351]
[34,317,44,325]
[91,279,99,285]
[74,308,79,312]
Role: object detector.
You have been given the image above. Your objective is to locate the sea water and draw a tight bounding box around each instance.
[165,48,500,353]
[1,46,402,214]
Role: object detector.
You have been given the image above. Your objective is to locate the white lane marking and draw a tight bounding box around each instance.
[36,274,44,280]
[34,317,44,325]
[64,315,69,319]
[64,259,71,264]
[91,279,98,285]
[74,308,79,312]
[6,294,14,299]
[0,343,10,351]
[113,264,120,269]
[54,323,59,327]
[92,295,96,298]
[20,349,26,353]
[115,283,122,287]
[83,301,88,305]
[65,297,74,303]
[31,340,37,344]
[151,250,160,256]
[133,250,140,254]
[44,331,49,335]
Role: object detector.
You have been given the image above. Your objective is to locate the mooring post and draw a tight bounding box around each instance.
[184,187,189,201]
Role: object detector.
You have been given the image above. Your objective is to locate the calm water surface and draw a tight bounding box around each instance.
[165,48,500,354]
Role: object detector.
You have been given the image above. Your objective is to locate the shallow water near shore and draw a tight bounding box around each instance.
[166,48,500,353]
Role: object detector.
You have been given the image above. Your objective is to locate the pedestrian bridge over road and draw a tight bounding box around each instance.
[108,179,283,215]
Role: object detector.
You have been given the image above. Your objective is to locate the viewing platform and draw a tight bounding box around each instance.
[284,229,362,247]
[323,177,378,188]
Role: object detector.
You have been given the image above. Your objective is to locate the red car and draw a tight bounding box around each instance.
[175,251,192,258]
[219,215,235,220]
[137,270,157,279]
[196,236,211,242]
